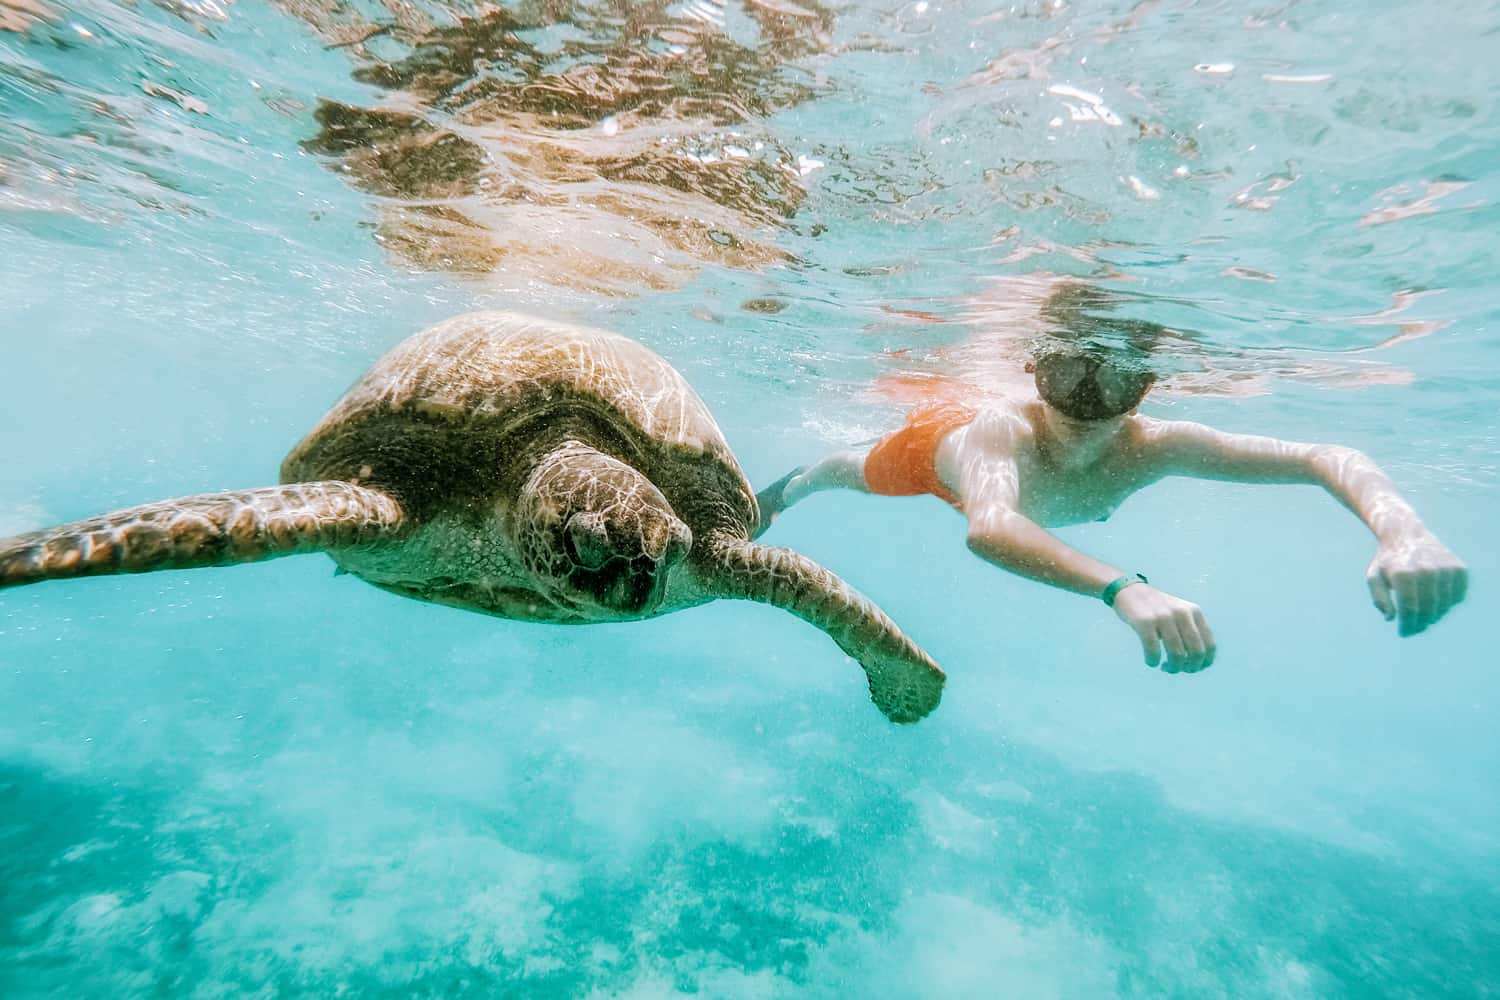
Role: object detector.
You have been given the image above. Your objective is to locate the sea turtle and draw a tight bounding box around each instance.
[0,312,944,723]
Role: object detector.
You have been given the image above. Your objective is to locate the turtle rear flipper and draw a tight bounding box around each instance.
[701,534,945,723]
[0,482,403,591]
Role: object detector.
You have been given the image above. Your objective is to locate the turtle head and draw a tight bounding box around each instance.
[514,441,692,617]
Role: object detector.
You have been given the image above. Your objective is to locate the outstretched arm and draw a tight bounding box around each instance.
[1149,420,1467,636]
[959,417,1215,673]
[753,448,870,538]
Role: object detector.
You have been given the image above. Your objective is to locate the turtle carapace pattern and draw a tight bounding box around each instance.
[1,313,944,723]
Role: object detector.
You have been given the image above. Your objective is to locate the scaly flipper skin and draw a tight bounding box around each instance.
[701,533,945,723]
[0,482,403,590]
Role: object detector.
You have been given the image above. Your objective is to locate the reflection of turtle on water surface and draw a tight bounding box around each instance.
[0,313,944,723]
[292,0,833,289]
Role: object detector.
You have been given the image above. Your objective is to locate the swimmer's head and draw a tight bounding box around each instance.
[1027,281,1164,420]
[1030,347,1155,421]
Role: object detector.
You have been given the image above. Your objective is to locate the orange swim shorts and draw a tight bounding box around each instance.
[863,402,977,507]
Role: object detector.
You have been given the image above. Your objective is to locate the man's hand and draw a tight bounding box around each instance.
[752,466,807,538]
[1112,584,1216,673]
[1366,532,1468,637]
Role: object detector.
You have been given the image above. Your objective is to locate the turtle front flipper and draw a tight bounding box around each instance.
[0,482,403,591]
[699,534,945,724]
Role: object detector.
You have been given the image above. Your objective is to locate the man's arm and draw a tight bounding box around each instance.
[960,416,1215,673]
[752,449,871,538]
[1148,420,1468,636]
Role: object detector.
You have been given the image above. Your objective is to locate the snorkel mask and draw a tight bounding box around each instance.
[1032,349,1155,421]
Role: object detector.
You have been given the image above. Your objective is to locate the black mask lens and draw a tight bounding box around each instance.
[1034,353,1151,420]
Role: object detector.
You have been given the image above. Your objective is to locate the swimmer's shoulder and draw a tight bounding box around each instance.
[1130,414,1218,449]
[1121,414,1228,472]
[959,400,1035,452]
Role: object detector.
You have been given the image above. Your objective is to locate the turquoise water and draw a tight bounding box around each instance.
[1,0,1497,995]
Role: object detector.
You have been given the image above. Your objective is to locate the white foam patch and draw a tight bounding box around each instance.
[815,892,1118,998]
[908,787,999,856]
[948,677,1397,855]
[241,687,787,859]
[105,685,791,986]
[187,833,575,986]
[588,964,792,999]
[799,414,887,445]
[45,871,214,953]
[552,698,785,855]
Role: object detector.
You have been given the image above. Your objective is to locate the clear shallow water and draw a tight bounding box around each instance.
[1,0,1497,995]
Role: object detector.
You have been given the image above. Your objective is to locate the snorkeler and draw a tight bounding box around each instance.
[754,337,1469,674]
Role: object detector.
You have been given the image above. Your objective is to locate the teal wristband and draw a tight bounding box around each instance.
[1101,573,1148,607]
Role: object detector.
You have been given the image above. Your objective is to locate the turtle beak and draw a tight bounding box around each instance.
[610,555,668,614]
[571,551,672,616]
[561,511,689,617]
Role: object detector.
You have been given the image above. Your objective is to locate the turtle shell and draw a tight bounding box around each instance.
[280,312,755,528]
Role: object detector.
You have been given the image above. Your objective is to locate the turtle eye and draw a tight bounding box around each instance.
[564,514,612,569]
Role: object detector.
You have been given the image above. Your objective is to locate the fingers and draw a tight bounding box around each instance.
[1393,568,1471,636]
[1126,599,1214,674]
[1164,608,1214,673]
[753,469,798,521]
[1193,607,1217,670]
[1420,571,1442,631]
[1439,566,1468,617]
[1372,553,1474,637]
[1136,626,1162,668]
[1156,617,1187,673]
[1424,565,1469,630]
[1437,568,1458,611]
[1372,536,1467,637]
[1367,569,1396,621]
[1394,571,1427,637]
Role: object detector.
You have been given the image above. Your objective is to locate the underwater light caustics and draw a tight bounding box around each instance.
[289,0,836,294]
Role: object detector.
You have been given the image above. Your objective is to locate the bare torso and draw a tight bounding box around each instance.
[932,400,1164,527]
